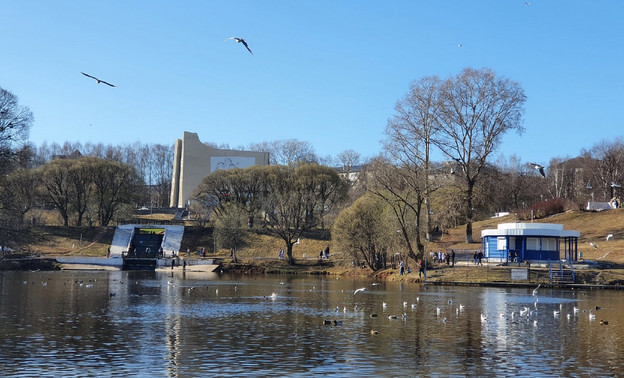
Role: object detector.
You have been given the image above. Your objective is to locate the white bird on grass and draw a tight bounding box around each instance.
[606,234,614,241]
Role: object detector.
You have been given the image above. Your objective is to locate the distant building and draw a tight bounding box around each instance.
[52,150,83,160]
[481,223,579,262]
[169,132,270,208]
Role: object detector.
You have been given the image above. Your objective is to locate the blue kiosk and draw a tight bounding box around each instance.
[481,223,579,263]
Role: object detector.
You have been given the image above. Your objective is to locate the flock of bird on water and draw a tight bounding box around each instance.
[29,276,610,333]
[316,283,610,335]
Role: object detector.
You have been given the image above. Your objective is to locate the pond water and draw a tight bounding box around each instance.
[1,270,623,376]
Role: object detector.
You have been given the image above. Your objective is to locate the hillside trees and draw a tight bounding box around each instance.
[31,141,174,208]
[38,157,144,226]
[192,163,348,265]
[585,139,624,201]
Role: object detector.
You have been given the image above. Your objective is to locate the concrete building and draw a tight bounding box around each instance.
[169,131,270,208]
[481,223,580,263]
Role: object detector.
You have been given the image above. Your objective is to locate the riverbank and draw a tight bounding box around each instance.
[218,257,624,289]
[3,255,624,289]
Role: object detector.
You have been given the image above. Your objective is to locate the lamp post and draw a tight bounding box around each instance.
[586,181,594,210]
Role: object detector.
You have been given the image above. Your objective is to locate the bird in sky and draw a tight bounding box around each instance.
[528,163,546,178]
[606,234,614,241]
[457,44,463,48]
[81,72,116,87]
[226,37,253,54]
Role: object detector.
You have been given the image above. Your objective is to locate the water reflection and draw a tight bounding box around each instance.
[0,271,622,376]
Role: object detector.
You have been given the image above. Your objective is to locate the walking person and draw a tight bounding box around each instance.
[451,250,456,267]
[399,260,406,275]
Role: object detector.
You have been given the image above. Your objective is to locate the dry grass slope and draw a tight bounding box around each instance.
[26,208,624,266]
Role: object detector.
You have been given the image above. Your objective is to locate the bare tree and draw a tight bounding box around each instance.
[38,159,73,226]
[91,160,143,226]
[249,139,317,166]
[387,75,443,242]
[434,68,526,243]
[0,87,33,174]
[0,169,40,226]
[367,157,424,261]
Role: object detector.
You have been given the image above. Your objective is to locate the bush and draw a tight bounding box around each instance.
[515,198,576,220]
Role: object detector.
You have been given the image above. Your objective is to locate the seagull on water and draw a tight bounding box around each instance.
[528,163,546,178]
[226,37,253,54]
[81,72,116,87]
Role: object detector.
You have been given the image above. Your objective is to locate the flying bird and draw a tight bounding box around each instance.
[354,287,367,295]
[81,72,116,87]
[606,234,614,241]
[457,44,463,48]
[226,37,253,54]
[528,163,546,178]
[532,283,540,296]
[588,242,598,249]
[610,181,621,188]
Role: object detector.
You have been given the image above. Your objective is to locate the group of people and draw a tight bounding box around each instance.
[399,259,426,278]
[430,250,456,267]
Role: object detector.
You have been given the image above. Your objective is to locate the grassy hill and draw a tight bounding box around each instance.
[24,208,624,265]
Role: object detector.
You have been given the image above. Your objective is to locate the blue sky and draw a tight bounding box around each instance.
[1,1,623,166]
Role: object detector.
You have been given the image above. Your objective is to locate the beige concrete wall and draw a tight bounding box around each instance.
[169,138,182,207]
[170,131,269,208]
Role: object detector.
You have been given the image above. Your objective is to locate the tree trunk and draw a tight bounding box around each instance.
[465,182,474,243]
[286,242,295,265]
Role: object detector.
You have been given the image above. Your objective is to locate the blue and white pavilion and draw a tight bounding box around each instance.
[481,223,580,263]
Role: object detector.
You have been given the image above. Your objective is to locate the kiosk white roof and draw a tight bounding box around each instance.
[481,223,580,238]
